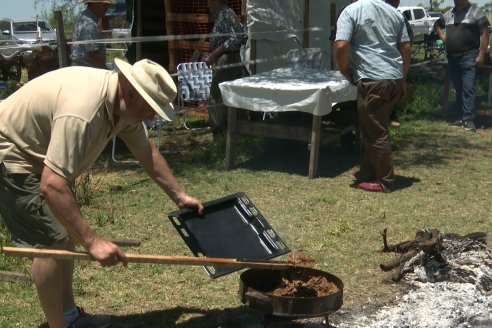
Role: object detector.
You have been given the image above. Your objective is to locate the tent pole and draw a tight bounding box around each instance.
[136,0,142,60]
[251,39,257,75]
[303,0,310,48]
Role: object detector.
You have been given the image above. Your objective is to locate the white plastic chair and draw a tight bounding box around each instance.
[111,116,179,164]
[175,61,213,130]
[284,48,326,69]
[111,135,138,164]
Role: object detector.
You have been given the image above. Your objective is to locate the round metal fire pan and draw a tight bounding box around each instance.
[238,267,343,318]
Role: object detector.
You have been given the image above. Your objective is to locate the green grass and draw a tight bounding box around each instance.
[1,63,492,327]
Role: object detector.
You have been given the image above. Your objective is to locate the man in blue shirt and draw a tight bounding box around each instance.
[71,0,115,68]
[334,0,411,192]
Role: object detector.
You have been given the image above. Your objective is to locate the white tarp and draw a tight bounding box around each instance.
[219,67,357,116]
[243,0,352,74]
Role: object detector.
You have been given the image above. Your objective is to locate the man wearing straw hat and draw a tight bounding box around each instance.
[71,0,116,68]
[0,58,204,328]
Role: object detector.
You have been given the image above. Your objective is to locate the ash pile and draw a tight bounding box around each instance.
[335,229,492,328]
[379,228,492,289]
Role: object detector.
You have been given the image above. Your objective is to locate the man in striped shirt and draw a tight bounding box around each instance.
[205,0,248,137]
[334,0,411,192]
[434,0,490,132]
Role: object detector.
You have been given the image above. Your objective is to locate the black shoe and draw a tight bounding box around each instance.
[448,120,463,128]
[463,120,476,132]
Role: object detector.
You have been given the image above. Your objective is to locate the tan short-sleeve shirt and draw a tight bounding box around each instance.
[0,66,148,182]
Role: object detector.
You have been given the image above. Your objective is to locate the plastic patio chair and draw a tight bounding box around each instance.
[175,61,213,130]
[284,47,326,70]
[111,116,180,164]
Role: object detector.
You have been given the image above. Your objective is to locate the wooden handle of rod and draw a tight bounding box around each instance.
[2,247,290,269]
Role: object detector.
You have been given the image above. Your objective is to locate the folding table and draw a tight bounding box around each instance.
[219,67,357,178]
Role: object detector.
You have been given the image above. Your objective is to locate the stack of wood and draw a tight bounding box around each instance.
[379,228,490,290]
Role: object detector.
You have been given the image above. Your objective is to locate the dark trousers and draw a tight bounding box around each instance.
[357,79,404,190]
[208,52,248,134]
[447,50,478,122]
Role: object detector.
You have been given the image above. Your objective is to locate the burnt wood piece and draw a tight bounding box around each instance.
[379,229,487,282]
[380,249,419,272]
[381,228,441,253]
[0,270,30,281]
[391,250,420,282]
[418,230,442,255]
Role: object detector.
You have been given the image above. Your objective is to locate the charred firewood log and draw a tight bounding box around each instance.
[381,228,442,254]
[379,229,487,282]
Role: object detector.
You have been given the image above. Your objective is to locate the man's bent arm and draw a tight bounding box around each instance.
[40,165,127,265]
[131,142,204,213]
[334,40,354,85]
[398,41,411,79]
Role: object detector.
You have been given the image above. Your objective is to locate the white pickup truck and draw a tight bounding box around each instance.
[397,6,440,42]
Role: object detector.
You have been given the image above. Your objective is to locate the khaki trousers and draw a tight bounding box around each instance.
[0,163,68,247]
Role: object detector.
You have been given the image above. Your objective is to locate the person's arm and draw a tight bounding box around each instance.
[40,165,127,266]
[205,45,227,66]
[334,40,355,85]
[434,21,446,44]
[398,41,411,79]
[87,50,107,69]
[476,26,490,67]
[130,142,204,214]
[397,41,412,103]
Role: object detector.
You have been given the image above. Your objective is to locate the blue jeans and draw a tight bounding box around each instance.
[447,50,478,122]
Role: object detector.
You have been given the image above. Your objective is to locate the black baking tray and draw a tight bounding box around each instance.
[167,192,290,278]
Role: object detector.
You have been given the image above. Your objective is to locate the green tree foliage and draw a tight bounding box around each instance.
[483,1,492,13]
[34,0,81,38]
[428,0,446,11]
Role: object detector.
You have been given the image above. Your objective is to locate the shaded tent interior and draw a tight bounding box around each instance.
[118,0,245,72]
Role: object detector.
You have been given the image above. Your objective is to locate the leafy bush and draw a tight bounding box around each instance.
[401,82,444,121]
[400,63,490,122]
[0,80,21,99]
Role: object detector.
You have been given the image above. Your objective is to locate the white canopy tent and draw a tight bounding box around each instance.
[243,0,352,74]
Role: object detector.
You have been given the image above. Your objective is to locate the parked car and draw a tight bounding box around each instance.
[427,11,444,19]
[397,6,440,42]
[427,11,445,30]
[0,17,57,64]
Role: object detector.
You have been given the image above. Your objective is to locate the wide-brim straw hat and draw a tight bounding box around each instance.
[114,58,176,121]
[78,0,117,4]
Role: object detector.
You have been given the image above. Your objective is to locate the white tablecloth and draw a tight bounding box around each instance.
[219,67,357,116]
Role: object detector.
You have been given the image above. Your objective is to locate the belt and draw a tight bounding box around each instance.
[448,49,478,57]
